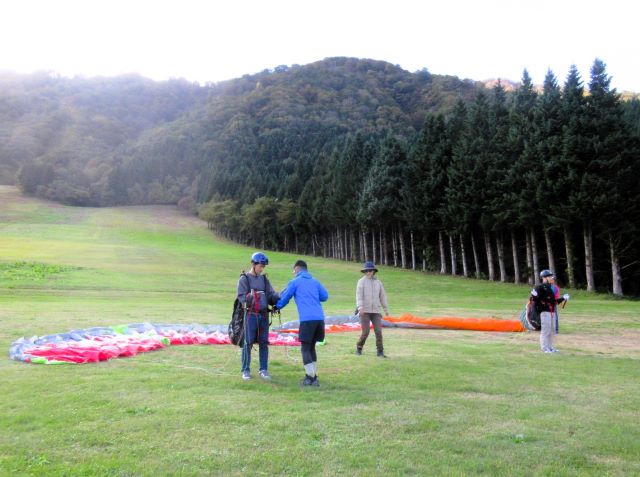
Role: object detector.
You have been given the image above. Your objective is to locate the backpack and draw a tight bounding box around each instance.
[228,297,246,346]
[519,299,541,331]
[228,273,274,347]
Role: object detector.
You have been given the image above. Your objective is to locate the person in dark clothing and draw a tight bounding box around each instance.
[237,252,280,380]
[276,260,329,387]
[530,269,570,353]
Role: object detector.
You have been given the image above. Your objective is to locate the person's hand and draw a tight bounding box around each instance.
[563,294,570,301]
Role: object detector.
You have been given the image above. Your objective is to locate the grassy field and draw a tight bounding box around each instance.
[1,185,639,476]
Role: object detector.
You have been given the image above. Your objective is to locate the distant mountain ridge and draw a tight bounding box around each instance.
[0,58,512,205]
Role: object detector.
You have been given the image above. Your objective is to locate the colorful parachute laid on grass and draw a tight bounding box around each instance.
[274,313,526,333]
[10,323,300,365]
[10,314,525,365]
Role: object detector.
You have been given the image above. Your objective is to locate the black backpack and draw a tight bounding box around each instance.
[228,297,246,346]
[228,273,274,347]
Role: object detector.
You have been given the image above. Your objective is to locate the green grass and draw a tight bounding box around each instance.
[1,185,639,476]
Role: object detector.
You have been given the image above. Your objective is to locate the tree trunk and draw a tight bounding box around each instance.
[609,233,623,296]
[350,229,356,262]
[449,234,457,275]
[531,228,540,285]
[496,232,506,283]
[525,230,533,285]
[410,230,416,271]
[392,228,398,267]
[563,224,576,289]
[460,234,469,278]
[372,230,377,265]
[399,228,406,269]
[511,230,520,284]
[422,234,427,272]
[471,232,481,279]
[544,228,555,274]
[381,229,387,266]
[439,231,447,274]
[584,222,595,292]
[361,230,368,262]
[484,230,495,281]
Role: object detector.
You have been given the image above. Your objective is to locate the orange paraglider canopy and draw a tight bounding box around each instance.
[384,313,525,332]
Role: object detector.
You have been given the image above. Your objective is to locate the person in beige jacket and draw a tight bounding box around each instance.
[356,261,389,357]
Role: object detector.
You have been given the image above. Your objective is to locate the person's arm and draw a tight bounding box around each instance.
[265,277,280,305]
[356,278,364,312]
[276,280,296,310]
[557,293,569,305]
[530,285,541,305]
[379,281,389,316]
[237,275,250,306]
[318,280,329,302]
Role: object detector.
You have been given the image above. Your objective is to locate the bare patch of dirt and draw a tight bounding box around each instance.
[385,327,640,359]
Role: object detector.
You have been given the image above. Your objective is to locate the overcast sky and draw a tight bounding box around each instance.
[2,0,638,91]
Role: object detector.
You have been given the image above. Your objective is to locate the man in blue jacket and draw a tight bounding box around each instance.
[276,260,329,387]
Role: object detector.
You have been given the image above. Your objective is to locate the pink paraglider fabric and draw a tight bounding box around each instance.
[10,324,300,364]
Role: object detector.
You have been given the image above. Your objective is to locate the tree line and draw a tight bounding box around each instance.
[199,59,640,296]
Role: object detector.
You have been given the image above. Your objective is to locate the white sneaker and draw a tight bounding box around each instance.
[259,370,271,380]
[242,371,251,380]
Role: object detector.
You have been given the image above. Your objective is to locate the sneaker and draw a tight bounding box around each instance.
[356,347,363,356]
[242,370,251,380]
[550,348,560,353]
[377,351,387,358]
[311,375,320,387]
[259,370,271,380]
[543,349,554,354]
[300,374,314,386]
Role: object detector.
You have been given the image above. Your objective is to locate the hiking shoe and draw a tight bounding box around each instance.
[311,375,320,387]
[377,351,387,358]
[259,370,271,380]
[242,371,251,380]
[300,374,315,386]
[356,347,363,356]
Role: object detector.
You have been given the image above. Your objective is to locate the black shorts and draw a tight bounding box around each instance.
[298,320,325,343]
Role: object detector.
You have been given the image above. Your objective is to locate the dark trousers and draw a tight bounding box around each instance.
[357,313,383,352]
[241,313,269,372]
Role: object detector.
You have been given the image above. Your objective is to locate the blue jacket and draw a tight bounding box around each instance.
[276,270,328,322]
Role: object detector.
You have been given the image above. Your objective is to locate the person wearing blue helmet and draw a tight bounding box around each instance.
[530,269,570,353]
[237,252,280,380]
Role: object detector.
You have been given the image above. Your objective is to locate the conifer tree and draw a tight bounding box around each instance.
[583,59,639,295]
[536,69,576,288]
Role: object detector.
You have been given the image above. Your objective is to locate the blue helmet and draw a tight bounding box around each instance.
[540,269,554,278]
[251,252,269,265]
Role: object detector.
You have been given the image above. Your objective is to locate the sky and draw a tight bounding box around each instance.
[2,0,638,91]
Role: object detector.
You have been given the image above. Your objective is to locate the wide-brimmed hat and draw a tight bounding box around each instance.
[361,261,378,273]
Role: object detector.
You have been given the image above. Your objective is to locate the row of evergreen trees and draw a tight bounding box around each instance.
[199,60,640,296]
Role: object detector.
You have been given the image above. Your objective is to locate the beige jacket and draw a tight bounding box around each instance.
[356,276,389,316]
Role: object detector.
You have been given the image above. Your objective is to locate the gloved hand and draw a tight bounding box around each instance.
[563,294,570,301]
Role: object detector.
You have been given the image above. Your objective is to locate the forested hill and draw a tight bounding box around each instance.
[0,58,481,206]
[0,72,207,203]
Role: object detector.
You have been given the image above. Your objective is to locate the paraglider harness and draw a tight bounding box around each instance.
[520,283,565,332]
[228,272,279,347]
